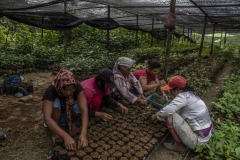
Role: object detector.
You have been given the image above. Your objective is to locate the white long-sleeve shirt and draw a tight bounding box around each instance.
[157,91,211,131]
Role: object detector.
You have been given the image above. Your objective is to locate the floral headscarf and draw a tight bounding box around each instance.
[52,68,76,132]
[113,57,135,73]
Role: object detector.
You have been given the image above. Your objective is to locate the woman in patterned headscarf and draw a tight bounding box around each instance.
[42,68,88,151]
[113,57,147,105]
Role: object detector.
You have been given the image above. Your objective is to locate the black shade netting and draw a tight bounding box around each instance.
[121,25,141,31]
[5,11,84,30]
[174,32,182,38]
[151,29,167,40]
[85,17,120,30]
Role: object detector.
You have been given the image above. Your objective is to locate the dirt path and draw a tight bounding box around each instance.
[202,62,232,110]
[0,63,233,160]
[147,62,233,160]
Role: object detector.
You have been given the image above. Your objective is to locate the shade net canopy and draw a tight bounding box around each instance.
[0,0,239,33]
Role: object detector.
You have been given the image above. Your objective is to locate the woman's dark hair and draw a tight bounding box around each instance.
[95,74,106,95]
[147,59,161,70]
[181,85,198,96]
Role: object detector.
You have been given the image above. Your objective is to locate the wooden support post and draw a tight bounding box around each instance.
[63,0,67,56]
[106,5,110,49]
[210,23,216,55]
[199,15,207,57]
[182,26,185,43]
[164,0,176,79]
[187,28,190,45]
[135,15,139,46]
[190,29,192,45]
[151,18,154,46]
[172,33,175,46]
[41,18,44,39]
[164,28,167,47]
[224,30,227,45]
[220,29,223,46]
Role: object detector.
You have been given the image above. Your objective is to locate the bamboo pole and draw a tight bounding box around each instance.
[135,15,139,46]
[164,28,167,47]
[210,23,216,55]
[41,18,44,39]
[182,26,185,43]
[63,0,67,56]
[172,33,175,46]
[151,18,154,46]
[190,29,192,45]
[198,15,207,57]
[164,0,176,79]
[224,30,227,45]
[106,5,110,49]
[220,29,223,46]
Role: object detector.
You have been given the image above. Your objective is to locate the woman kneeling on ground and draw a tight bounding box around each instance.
[81,68,128,121]
[151,75,212,152]
[42,68,88,151]
[113,57,148,105]
[133,59,165,94]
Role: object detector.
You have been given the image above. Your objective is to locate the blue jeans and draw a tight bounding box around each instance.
[43,98,80,126]
[53,98,80,124]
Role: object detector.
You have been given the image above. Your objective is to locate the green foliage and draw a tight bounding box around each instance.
[196,72,240,159]
[122,47,165,63]
[60,54,116,78]
[212,72,240,120]
[0,53,34,69]
[32,45,62,67]
[196,120,240,160]
[173,56,225,95]
[59,47,165,78]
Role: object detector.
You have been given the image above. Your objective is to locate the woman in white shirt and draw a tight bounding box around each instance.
[151,75,212,152]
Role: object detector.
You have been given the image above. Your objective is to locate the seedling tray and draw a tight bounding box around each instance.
[51,104,168,160]
[147,93,169,109]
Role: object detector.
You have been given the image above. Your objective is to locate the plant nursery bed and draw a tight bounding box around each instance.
[51,104,168,160]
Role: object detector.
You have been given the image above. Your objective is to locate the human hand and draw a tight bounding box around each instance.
[63,135,77,151]
[140,93,147,100]
[161,90,169,100]
[78,134,88,149]
[155,78,160,86]
[96,112,113,121]
[118,103,128,114]
[151,114,158,122]
[137,97,148,105]
[159,80,166,87]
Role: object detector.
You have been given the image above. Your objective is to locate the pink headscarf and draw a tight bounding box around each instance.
[52,68,76,132]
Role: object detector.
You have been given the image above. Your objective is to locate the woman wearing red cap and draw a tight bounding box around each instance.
[81,68,128,121]
[151,75,212,152]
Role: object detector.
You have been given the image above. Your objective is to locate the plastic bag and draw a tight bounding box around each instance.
[164,12,176,30]
[3,75,21,86]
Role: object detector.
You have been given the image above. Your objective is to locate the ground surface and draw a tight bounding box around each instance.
[0,62,232,160]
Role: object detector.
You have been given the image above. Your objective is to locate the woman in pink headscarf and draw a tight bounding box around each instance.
[42,68,88,151]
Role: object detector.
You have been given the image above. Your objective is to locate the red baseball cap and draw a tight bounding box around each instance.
[161,75,186,91]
